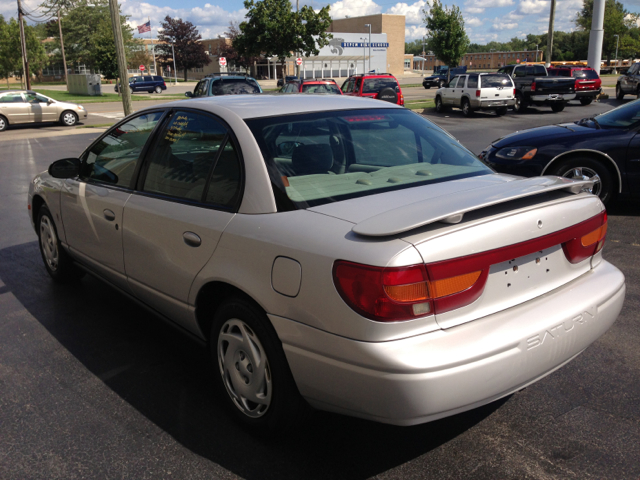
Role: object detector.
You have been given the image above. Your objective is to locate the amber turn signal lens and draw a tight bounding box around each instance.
[521,148,537,160]
[581,222,607,247]
[430,271,482,298]
[384,282,430,302]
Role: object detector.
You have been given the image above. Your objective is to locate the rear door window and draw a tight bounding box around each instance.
[467,75,478,88]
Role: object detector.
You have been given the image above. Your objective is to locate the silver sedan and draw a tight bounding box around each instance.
[28,95,625,431]
[0,90,87,131]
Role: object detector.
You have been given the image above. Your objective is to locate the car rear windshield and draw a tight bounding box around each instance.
[573,70,599,79]
[362,78,398,93]
[212,79,261,95]
[301,83,341,94]
[245,108,491,209]
[480,74,512,88]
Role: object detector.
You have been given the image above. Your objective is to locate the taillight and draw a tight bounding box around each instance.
[531,81,536,91]
[399,93,404,105]
[513,88,516,96]
[334,211,607,322]
[562,211,607,263]
[476,89,481,97]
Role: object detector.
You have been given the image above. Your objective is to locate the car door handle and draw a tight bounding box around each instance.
[103,209,116,221]
[183,232,201,247]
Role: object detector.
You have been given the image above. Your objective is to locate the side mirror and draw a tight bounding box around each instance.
[48,158,80,179]
[185,91,193,98]
[47,99,53,105]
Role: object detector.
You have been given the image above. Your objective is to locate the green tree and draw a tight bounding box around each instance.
[423,0,469,80]
[218,21,262,71]
[0,15,48,86]
[233,0,332,79]
[156,16,210,81]
[41,0,136,73]
[576,0,637,62]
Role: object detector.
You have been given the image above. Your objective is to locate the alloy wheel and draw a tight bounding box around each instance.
[39,215,59,272]
[559,166,602,197]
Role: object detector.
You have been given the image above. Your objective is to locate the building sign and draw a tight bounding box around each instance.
[342,42,389,48]
[328,36,389,55]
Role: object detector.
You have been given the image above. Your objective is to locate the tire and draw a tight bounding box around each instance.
[513,92,526,113]
[376,87,398,104]
[438,80,446,88]
[37,205,84,283]
[60,111,78,127]
[551,103,565,113]
[461,98,472,117]
[496,107,508,116]
[129,86,134,94]
[580,97,593,106]
[548,157,614,205]
[0,115,7,132]
[435,95,447,113]
[155,86,162,94]
[211,297,307,431]
[616,84,624,100]
[424,85,431,89]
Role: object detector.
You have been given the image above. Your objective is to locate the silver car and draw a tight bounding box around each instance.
[0,90,87,131]
[435,73,515,116]
[28,95,625,430]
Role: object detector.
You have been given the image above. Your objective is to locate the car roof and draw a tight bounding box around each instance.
[147,94,401,120]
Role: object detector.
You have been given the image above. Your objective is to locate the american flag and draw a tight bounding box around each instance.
[137,21,151,34]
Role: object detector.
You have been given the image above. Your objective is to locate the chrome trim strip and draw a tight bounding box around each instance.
[542,149,623,193]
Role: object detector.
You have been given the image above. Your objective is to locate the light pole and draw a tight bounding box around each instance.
[613,34,619,74]
[360,37,366,74]
[365,23,371,73]
[535,44,539,62]
[171,39,178,86]
[422,36,426,75]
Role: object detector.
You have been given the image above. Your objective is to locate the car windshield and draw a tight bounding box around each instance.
[480,74,511,88]
[301,83,341,94]
[246,108,491,209]
[589,99,640,128]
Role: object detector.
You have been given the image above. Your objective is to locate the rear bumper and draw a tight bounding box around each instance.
[531,93,577,102]
[471,98,516,109]
[575,89,601,98]
[271,260,625,426]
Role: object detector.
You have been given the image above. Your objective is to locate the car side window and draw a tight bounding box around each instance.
[0,94,24,103]
[448,76,460,88]
[467,75,478,88]
[193,80,208,97]
[81,111,164,188]
[142,111,235,204]
[534,65,547,76]
[342,80,354,93]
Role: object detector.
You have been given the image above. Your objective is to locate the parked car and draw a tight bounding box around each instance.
[434,72,515,116]
[277,75,298,88]
[548,66,602,105]
[615,62,640,100]
[479,99,640,205]
[497,64,576,113]
[422,65,468,89]
[0,90,86,131]
[29,95,624,431]
[341,73,404,105]
[115,75,167,94]
[280,78,342,94]
[185,73,262,98]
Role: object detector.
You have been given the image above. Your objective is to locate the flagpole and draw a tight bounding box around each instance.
[148,17,157,75]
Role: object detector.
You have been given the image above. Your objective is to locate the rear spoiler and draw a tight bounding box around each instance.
[352,176,594,237]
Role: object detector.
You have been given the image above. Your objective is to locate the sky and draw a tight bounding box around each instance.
[4,0,640,45]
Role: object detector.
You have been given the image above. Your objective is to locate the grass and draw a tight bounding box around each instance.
[400,83,423,88]
[76,123,113,129]
[33,89,185,104]
[405,99,435,111]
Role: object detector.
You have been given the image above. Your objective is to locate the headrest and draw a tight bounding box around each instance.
[292,144,333,175]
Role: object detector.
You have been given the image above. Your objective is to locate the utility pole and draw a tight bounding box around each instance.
[57,8,68,88]
[587,0,605,74]
[108,0,132,116]
[546,0,556,67]
[365,23,371,73]
[17,0,31,90]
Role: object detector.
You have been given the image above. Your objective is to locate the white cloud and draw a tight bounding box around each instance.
[464,0,515,15]
[465,6,485,13]
[330,0,381,19]
[466,17,483,26]
[516,0,548,15]
[405,24,426,40]
[387,0,426,24]
[491,21,518,30]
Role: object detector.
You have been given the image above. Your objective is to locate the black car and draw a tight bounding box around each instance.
[422,66,467,89]
[479,100,640,205]
[185,73,262,98]
[115,75,166,94]
[277,75,298,87]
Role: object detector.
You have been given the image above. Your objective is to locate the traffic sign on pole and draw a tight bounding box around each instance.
[139,64,145,71]
[296,57,302,66]
[219,57,227,66]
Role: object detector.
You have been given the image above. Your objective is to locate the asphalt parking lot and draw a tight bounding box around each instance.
[0,98,639,479]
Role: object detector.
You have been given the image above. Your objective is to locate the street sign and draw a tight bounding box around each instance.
[219,57,227,66]
[296,57,302,66]
[139,65,145,71]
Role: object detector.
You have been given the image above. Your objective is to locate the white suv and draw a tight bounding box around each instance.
[435,73,515,116]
